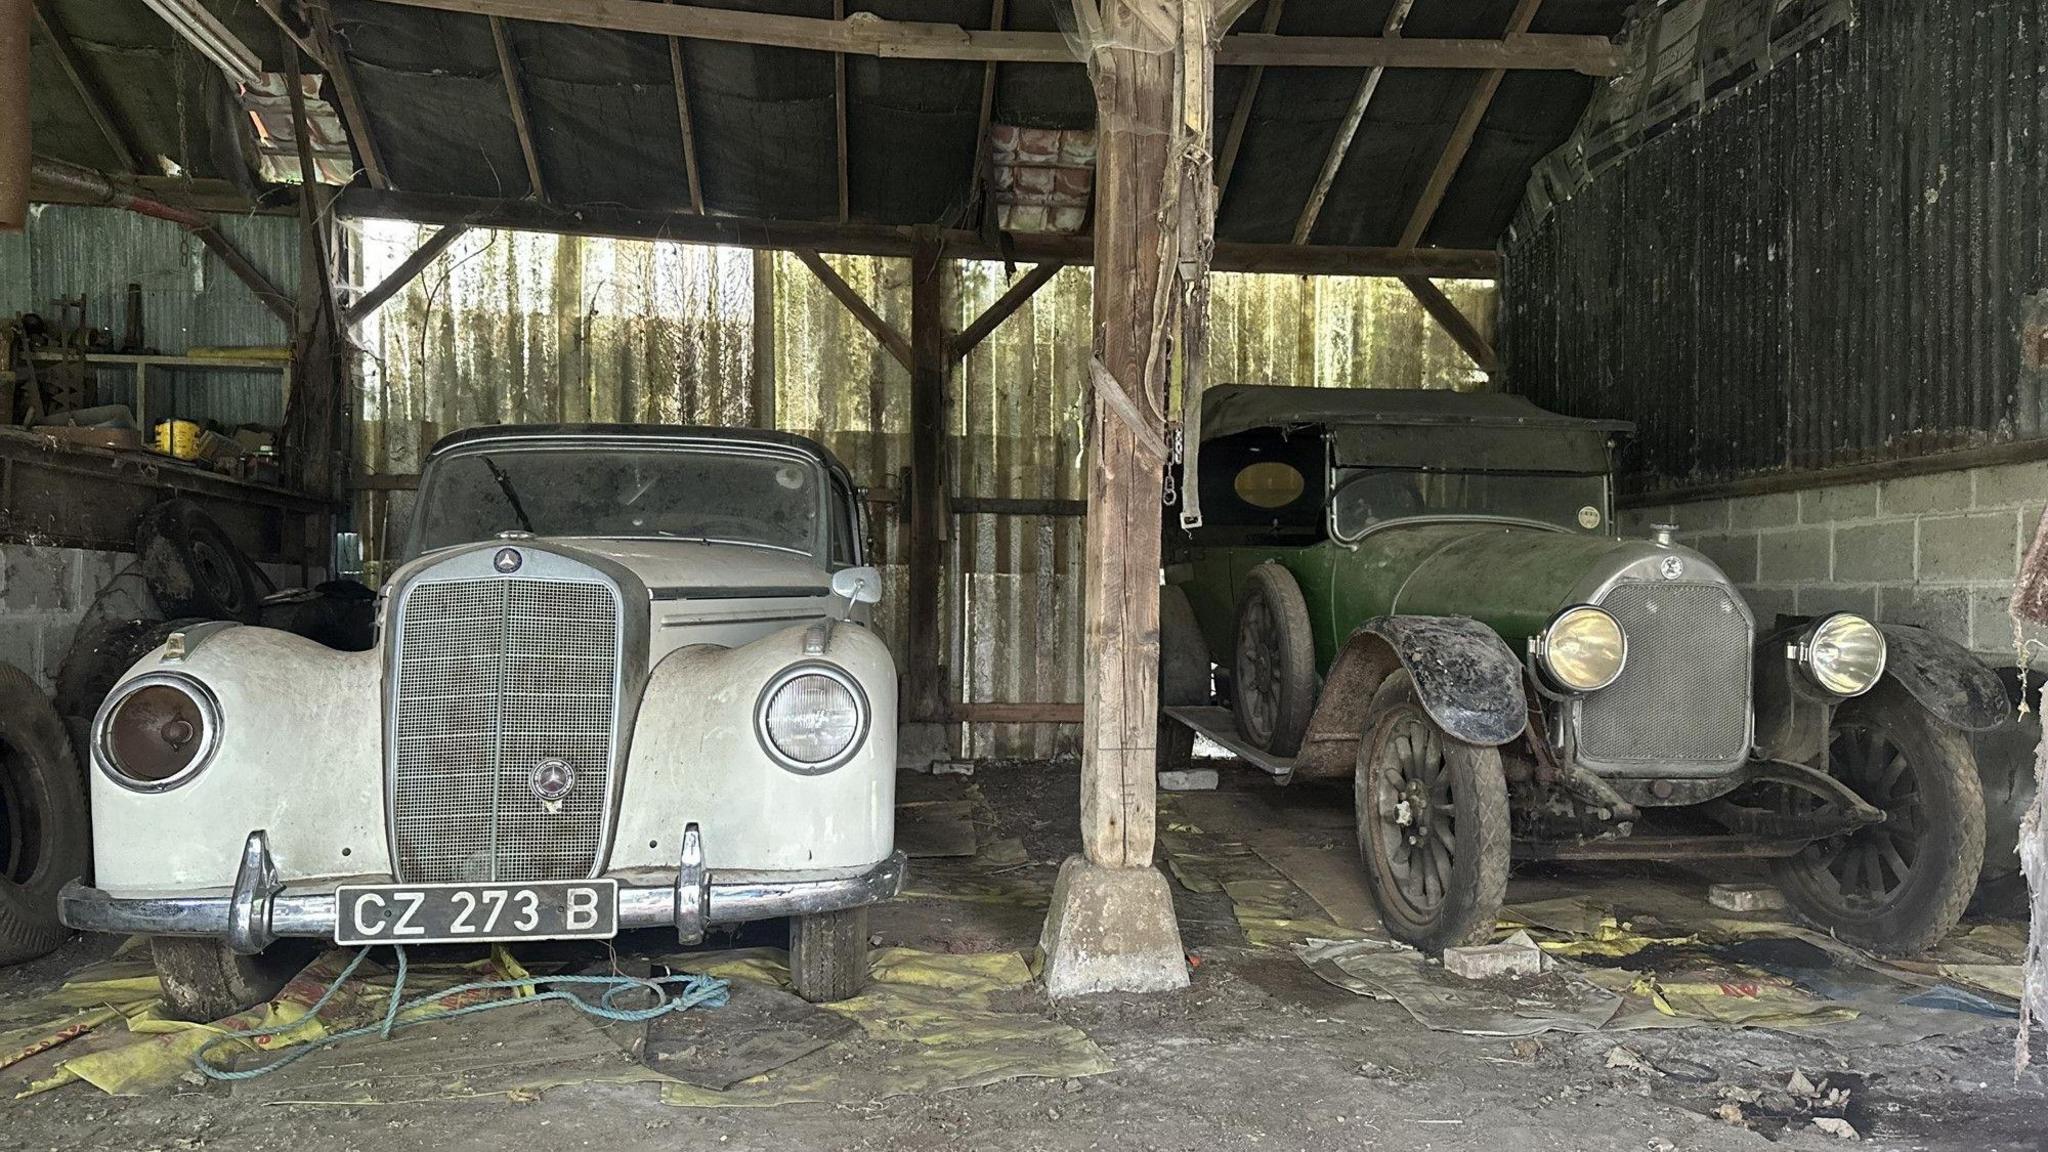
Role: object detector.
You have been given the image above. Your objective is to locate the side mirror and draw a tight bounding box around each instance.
[830,565,883,606]
[332,531,365,580]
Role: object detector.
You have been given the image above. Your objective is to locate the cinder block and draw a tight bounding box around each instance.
[1443,934,1547,980]
[1973,461,2048,511]
[1759,527,1832,582]
[1,546,76,612]
[1878,585,1972,645]
[1708,884,1786,913]
[1832,521,1914,583]
[1881,470,1973,516]
[1796,585,1877,620]
[1968,587,2032,656]
[0,619,40,680]
[1158,768,1218,792]
[1741,586,1798,631]
[1692,533,1759,583]
[39,619,76,687]
[1728,493,1800,530]
[1618,505,1671,537]
[1918,512,2020,584]
[1801,483,1878,524]
[1667,498,1729,532]
[73,550,122,607]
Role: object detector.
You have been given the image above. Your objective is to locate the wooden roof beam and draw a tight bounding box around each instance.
[292,1,393,189]
[966,0,1004,225]
[1213,0,1282,203]
[355,1,1620,74]
[32,0,144,174]
[666,31,704,213]
[832,0,848,222]
[1291,0,1412,244]
[1397,0,1544,249]
[793,250,912,371]
[490,16,548,202]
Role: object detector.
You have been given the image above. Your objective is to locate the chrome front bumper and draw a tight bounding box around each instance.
[60,825,907,955]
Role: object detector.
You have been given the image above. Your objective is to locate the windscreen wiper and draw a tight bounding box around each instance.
[479,454,536,533]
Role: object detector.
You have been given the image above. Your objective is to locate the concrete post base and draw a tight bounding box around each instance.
[1038,855,1189,999]
[896,722,952,772]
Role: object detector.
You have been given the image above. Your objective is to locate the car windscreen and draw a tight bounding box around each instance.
[414,447,822,556]
[1331,468,1609,538]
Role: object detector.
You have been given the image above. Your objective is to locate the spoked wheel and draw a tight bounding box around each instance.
[1354,673,1508,952]
[1229,564,1315,756]
[1771,683,1982,956]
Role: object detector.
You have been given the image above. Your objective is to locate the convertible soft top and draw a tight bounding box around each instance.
[427,423,857,488]
[1199,385,1635,444]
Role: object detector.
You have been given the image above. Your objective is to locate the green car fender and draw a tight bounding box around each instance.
[1302,615,1529,764]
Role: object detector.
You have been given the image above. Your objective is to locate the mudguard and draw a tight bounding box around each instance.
[1877,623,2009,733]
[1310,616,1528,751]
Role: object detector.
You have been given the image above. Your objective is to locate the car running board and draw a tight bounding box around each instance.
[1163,706,1296,783]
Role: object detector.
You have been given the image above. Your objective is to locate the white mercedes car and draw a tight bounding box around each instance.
[62,425,903,1019]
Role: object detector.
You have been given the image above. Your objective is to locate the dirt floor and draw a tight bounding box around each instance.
[2,759,2043,1152]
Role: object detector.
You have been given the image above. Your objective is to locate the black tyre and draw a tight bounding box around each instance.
[1771,682,1984,956]
[1231,563,1317,756]
[136,499,261,623]
[1158,585,1211,775]
[1355,673,1509,953]
[0,662,90,967]
[789,907,869,1003]
[150,937,310,1022]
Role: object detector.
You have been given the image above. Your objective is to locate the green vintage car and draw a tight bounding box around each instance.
[1160,386,2007,955]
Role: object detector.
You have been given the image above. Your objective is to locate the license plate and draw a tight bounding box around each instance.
[334,879,619,945]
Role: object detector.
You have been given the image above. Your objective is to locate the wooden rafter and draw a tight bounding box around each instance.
[1403,275,1496,373]
[793,250,912,370]
[489,15,548,202]
[294,0,392,189]
[665,3,703,213]
[354,1,1621,74]
[32,0,143,173]
[1213,0,1281,202]
[1398,0,1544,249]
[336,186,1503,278]
[832,0,848,222]
[948,261,1062,360]
[966,0,1005,224]
[344,223,468,324]
[1291,0,1412,244]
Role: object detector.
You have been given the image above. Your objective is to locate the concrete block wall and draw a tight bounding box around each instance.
[1620,459,2048,659]
[0,545,130,691]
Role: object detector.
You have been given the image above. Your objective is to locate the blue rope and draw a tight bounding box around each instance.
[192,945,729,1082]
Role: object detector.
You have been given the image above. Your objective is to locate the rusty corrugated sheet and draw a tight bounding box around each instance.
[1504,0,2048,491]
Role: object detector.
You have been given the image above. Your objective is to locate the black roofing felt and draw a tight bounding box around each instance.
[37,0,1630,252]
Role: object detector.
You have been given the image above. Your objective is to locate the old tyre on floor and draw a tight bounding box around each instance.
[1355,672,1509,953]
[1770,683,1984,956]
[136,499,263,623]
[0,663,90,967]
[149,937,312,1022]
[1231,563,1316,757]
[790,907,869,1003]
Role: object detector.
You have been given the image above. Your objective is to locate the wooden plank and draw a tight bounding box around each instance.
[1212,0,1282,202]
[948,261,1063,360]
[490,15,548,201]
[1291,0,1413,244]
[1397,0,1546,249]
[952,495,1086,517]
[345,223,468,325]
[299,0,391,189]
[1401,275,1496,373]
[751,249,775,427]
[792,249,912,371]
[832,0,849,223]
[905,228,947,724]
[334,187,1502,277]
[954,702,1083,724]
[32,1,142,173]
[355,1,1619,73]
[966,0,1005,222]
[666,6,704,214]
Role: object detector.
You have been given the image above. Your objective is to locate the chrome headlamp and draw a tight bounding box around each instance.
[1787,612,1886,697]
[93,672,222,792]
[755,663,869,774]
[1532,605,1628,694]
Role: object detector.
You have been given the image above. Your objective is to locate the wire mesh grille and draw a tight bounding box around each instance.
[391,577,620,882]
[1578,581,1752,766]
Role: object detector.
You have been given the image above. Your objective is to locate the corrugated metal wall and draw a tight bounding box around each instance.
[353,219,1493,755]
[1503,0,2048,491]
[9,205,299,426]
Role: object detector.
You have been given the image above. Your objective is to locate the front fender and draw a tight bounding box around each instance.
[1877,624,2008,732]
[608,621,897,875]
[1296,616,1527,777]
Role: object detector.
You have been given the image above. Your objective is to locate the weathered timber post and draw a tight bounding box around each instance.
[907,228,950,728]
[0,0,27,233]
[1038,0,1214,997]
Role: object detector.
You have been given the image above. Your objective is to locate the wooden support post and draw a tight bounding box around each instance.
[345,223,468,325]
[2,0,31,233]
[751,249,776,428]
[666,1,704,214]
[905,227,948,725]
[1402,275,1496,373]
[793,249,913,371]
[948,261,1062,361]
[490,15,548,202]
[33,0,142,174]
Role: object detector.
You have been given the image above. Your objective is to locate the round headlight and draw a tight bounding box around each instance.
[94,673,220,790]
[757,665,867,773]
[1537,605,1628,693]
[1797,613,1887,697]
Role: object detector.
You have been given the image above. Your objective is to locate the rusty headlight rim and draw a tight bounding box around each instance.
[93,671,223,793]
[1533,604,1629,694]
[1790,612,1887,698]
[754,661,870,775]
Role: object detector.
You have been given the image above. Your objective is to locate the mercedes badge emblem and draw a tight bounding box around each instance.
[494,547,523,574]
[530,758,576,803]
[1658,555,1686,581]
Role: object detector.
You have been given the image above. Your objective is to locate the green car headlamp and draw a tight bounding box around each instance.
[1533,605,1628,694]
[1787,612,1886,697]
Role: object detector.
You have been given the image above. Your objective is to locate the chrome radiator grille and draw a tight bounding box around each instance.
[1577,581,1752,766]
[390,577,621,883]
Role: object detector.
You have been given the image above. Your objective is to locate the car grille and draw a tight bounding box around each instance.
[389,576,621,882]
[1578,581,1751,766]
